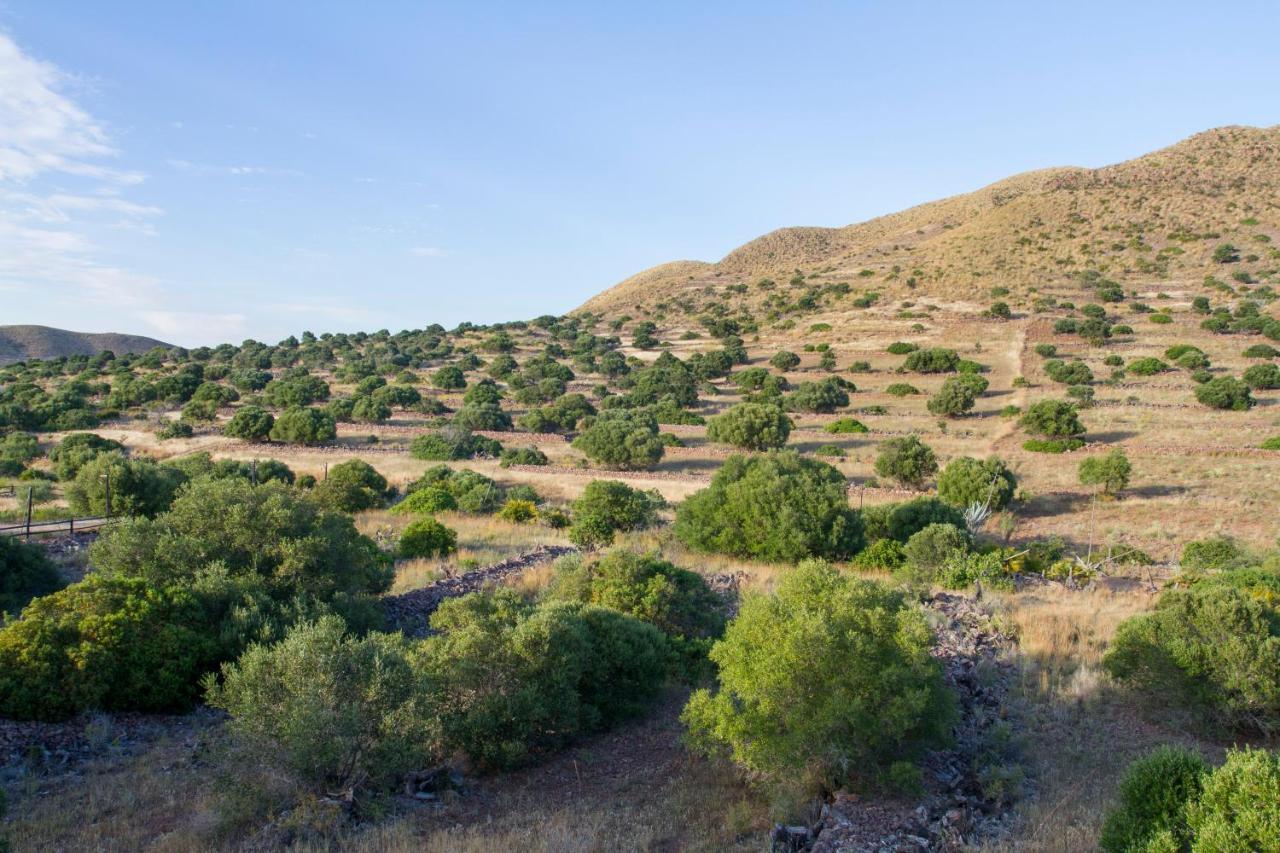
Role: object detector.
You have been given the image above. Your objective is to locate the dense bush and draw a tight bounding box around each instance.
[49,432,124,481]
[572,410,664,470]
[1180,536,1250,571]
[1186,747,1280,849]
[901,523,970,583]
[1103,575,1280,731]
[0,534,64,616]
[568,479,661,549]
[415,590,669,769]
[499,445,550,468]
[786,377,851,413]
[432,365,467,390]
[1099,746,1208,853]
[91,476,391,610]
[1020,399,1085,438]
[1045,359,1095,385]
[206,617,435,795]
[1242,362,1280,390]
[682,561,954,789]
[452,402,513,431]
[927,377,978,417]
[1194,376,1254,411]
[903,348,959,373]
[548,551,724,642]
[269,406,337,444]
[311,459,391,513]
[862,497,967,544]
[408,466,505,514]
[66,452,186,518]
[825,417,868,434]
[1078,449,1132,496]
[886,341,918,355]
[706,402,792,450]
[391,485,458,515]
[399,517,458,558]
[873,435,938,489]
[0,575,215,720]
[936,456,1016,510]
[410,425,502,460]
[675,451,863,562]
[770,351,800,370]
[1100,747,1280,853]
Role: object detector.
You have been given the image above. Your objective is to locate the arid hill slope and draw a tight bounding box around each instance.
[0,325,171,366]
[578,125,1280,318]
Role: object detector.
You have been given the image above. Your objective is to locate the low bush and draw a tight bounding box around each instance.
[270,407,337,445]
[903,348,959,373]
[682,561,954,790]
[411,426,502,461]
[1098,746,1207,853]
[901,523,970,584]
[568,480,661,549]
[0,534,65,616]
[675,452,863,562]
[1195,376,1254,411]
[937,456,1016,510]
[1022,438,1086,453]
[873,435,938,489]
[572,410,664,470]
[825,417,869,434]
[497,499,538,523]
[499,446,549,468]
[311,459,391,513]
[399,518,458,558]
[885,383,920,397]
[1103,575,1280,731]
[1243,362,1280,390]
[706,402,792,450]
[206,617,435,796]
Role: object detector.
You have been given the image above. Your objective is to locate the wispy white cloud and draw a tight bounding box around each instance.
[167,158,302,178]
[0,30,166,320]
[140,310,247,340]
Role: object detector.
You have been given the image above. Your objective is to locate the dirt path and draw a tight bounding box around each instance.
[987,321,1029,454]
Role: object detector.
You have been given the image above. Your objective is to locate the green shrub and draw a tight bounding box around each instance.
[862,496,966,544]
[548,551,724,642]
[1078,449,1132,496]
[1243,344,1280,359]
[49,432,124,481]
[1045,359,1094,385]
[675,452,863,562]
[682,561,954,789]
[1243,363,1280,390]
[937,550,1009,590]
[410,426,502,460]
[1195,377,1254,411]
[498,499,538,523]
[706,402,792,450]
[826,417,869,434]
[1103,581,1280,731]
[927,377,978,417]
[848,537,906,571]
[1020,399,1085,438]
[873,435,938,488]
[572,410,664,470]
[415,591,668,770]
[0,534,65,616]
[937,456,1016,510]
[269,407,337,445]
[431,365,467,390]
[0,575,215,720]
[786,377,851,413]
[311,459,391,513]
[66,452,186,518]
[1022,438,1086,453]
[1261,436,1280,451]
[901,523,970,583]
[568,480,661,549]
[390,486,457,515]
[886,341,918,355]
[500,446,549,468]
[769,351,801,371]
[1034,344,1057,358]
[399,518,458,558]
[903,348,959,373]
[1186,747,1280,849]
[1180,536,1249,571]
[408,466,505,514]
[156,420,195,440]
[453,402,513,431]
[885,383,920,396]
[1099,746,1207,853]
[206,617,435,795]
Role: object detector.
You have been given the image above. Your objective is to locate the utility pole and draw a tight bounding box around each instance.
[104,468,113,518]
[24,486,33,540]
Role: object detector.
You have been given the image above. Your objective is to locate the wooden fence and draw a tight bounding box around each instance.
[0,515,117,539]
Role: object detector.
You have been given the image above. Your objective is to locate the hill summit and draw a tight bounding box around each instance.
[579,125,1280,317]
[0,325,172,366]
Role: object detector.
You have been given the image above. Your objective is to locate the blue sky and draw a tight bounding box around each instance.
[1,2,1277,346]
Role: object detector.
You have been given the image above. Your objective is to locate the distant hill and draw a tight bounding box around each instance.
[0,325,172,366]
[578,125,1280,317]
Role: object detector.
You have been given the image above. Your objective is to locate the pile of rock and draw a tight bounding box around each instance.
[382,545,576,637]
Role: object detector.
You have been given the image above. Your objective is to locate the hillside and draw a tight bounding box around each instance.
[0,325,171,366]
[579,125,1280,318]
